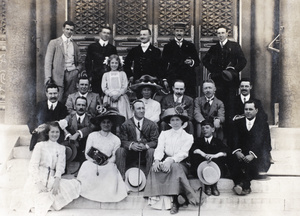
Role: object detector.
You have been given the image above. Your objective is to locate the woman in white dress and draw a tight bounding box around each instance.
[144,107,199,214]
[15,121,81,216]
[101,54,132,119]
[77,107,128,202]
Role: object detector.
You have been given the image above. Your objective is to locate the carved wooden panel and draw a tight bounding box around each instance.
[201,0,233,37]
[74,0,107,34]
[115,0,148,36]
[158,0,191,37]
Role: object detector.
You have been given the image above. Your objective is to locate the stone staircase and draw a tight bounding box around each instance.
[1,125,300,215]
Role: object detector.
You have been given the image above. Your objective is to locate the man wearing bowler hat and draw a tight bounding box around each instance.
[162,22,200,98]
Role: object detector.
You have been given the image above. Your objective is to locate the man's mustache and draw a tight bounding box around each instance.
[50,97,57,100]
[79,108,84,111]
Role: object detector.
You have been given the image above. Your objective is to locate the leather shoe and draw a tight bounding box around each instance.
[204,185,212,196]
[170,202,179,214]
[233,184,244,195]
[243,188,252,195]
[211,185,220,196]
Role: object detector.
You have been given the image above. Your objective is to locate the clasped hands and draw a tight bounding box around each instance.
[36,177,61,195]
[235,151,255,163]
[130,142,147,152]
[152,159,174,173]
[193,149,217,161]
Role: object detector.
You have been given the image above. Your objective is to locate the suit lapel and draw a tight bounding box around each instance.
[58,37,65,55]
[72,114,78,131]
[86,93,93,108]
[209,98,217,116]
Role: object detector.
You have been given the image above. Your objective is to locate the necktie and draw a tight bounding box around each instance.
[205,139,210,144]
[50,104,54,111]
[204,100,211,112]
[177,42,182,47]
[247,121,252,131]
[243,97,246,104]
[137,121,140,129]
[220,42,223,49]
[175,96,180,105]
[78,117,81,126]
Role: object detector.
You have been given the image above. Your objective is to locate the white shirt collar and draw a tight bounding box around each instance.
[141,41,150,47]
[240,94,250,103]
[79,92,88,98]
[47,100,58,110]
[246,117,256,130]
[173,94,183,103]
[171,127,184,134]
[133,117,144,127]
[99,38,108,46]
[141,98,152,104]
[205,136,213,143]
[220,38,228,46]
[175,38,183,43]
[62,34,72,42]
[76,113,86,122]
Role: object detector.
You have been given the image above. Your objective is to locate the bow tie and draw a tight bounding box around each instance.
[141,44,148,48]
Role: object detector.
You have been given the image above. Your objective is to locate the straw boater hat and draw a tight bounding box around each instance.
[129,75,162,93]
[125,168,146,192]
[161,106,189,123]
[197,161,221,185]
[222,66,238,81]
[90,106,126,126]
[63,140,78,163]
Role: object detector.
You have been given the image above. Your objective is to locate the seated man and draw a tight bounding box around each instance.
[116,100,159,179]
[27,82,68,151]
[194,79,225,139]
[60,96,95,163]
[230,100,272,195]
[130,75,162,123]
[65,73,101,117]
[160,80,194,134]
[189,120,228,196]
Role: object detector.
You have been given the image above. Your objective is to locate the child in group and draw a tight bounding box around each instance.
[189,120,229,196]
[101,54,132,120]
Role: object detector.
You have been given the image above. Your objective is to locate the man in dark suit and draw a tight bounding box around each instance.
[160,80,194,134]
[85,26,117,95]
[230,100,272,195]
[60,96,95,163]
[116,99,159,179]
[229,78,267,122]
[203,25,247,105]
[27,83,68,151]
[194,79,225,139]
[65,74,101,117]
[45,21,83,103]
[162,23,200,98]
[124,28,162,82]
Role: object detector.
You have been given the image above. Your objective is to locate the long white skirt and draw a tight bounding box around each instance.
[77,161,128,202]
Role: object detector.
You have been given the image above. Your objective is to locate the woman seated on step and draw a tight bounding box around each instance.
[76,106,128,202]
[143,107,199,214]
[11,121,81,216]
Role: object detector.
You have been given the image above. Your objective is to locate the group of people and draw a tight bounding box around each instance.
[17,20,272,215]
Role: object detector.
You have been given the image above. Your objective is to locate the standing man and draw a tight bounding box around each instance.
[160,80,194,134]
[116,100,159,179]
[162,23,200,98]
[65,73,102,117]
[45,21,83,103]
[124,28,162,82]
[202,25,247,109]
[27,83,68,151]
[85,26,117,95]
[230,100,272,195]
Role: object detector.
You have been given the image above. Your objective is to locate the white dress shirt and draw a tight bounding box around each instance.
[141,41,150,52]
[47,100,58,110]
[99,38,108,47]
[141,98,161,123]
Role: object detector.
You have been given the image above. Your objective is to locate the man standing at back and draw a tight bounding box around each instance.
[124,28,162,82]
[162,23,200,98]
[85,26,117,95]
[45,21,83,103]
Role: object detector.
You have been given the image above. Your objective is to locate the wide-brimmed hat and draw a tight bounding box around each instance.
[91,106,125,126]
[161,106,189,123]
[197,161,221,185]
[125,168,146,192]
[130,75,162,92]
[62,140,78,163]
[222,66,238,81]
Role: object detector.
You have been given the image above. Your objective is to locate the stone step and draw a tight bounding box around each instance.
[18,134,31,146]
[270,127,300,150]
[12,146,31,159]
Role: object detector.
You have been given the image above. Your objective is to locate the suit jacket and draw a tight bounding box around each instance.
[27,100,68,133]
[85,41,117,78]
[64,113,95,139]
[232,117,271,172]
[228,95,268,122]
[65,92,101,117]
[161,94,194,120]
[162,39,200,84]
[194,96,225,123]
[120,117,159,150]
[203,40,247,86]
[45,37,82,86]
[124,44,162,81]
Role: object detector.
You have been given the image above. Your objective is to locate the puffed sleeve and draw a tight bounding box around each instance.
[108,136,121,163]
[169,133,194,163]
[28,142,43,183]
[54,145,66,178]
